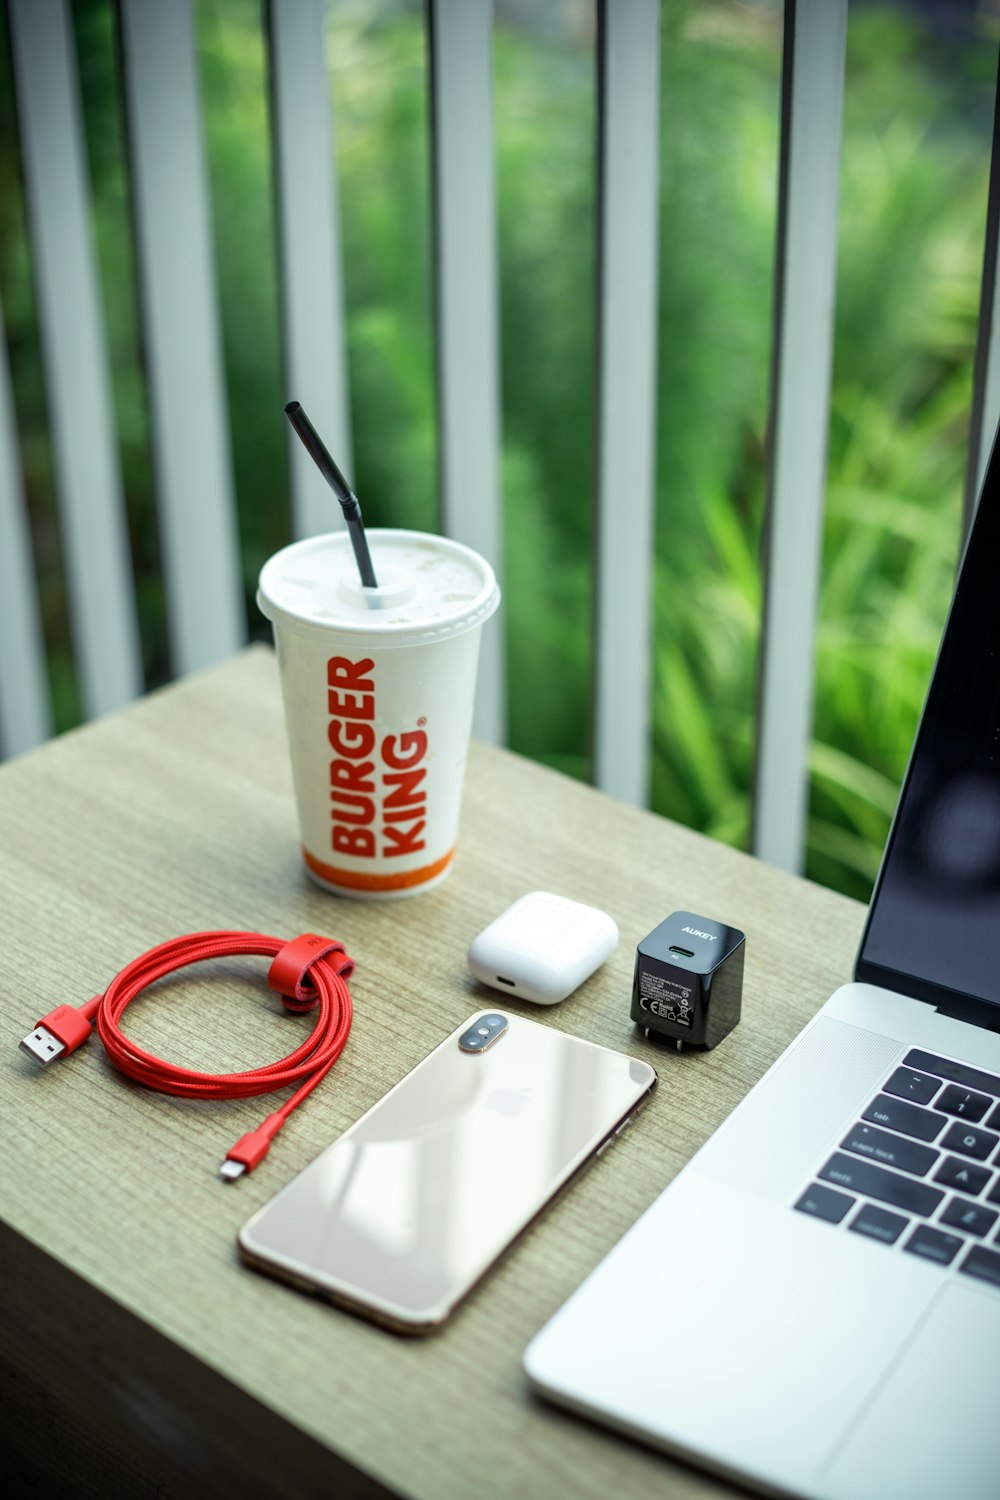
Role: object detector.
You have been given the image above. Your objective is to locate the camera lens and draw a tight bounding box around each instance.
[459,1013,509,1052]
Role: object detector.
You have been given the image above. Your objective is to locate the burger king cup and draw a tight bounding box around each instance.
[258,529,500,900]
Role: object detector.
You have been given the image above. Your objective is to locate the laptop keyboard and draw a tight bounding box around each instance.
[794,1047,1000,1289]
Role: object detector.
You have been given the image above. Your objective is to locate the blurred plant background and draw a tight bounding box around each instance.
[0,0,996,901]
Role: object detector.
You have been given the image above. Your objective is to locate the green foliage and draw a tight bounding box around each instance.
[197,0,287,590]
[0,0,994,904]
[0,1,77,723]
[650,4,780,851]
[809,5,991,896]
[329,5,437,536]
[494,17,596,779]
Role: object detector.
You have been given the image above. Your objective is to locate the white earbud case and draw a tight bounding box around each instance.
[468,891,619,1005]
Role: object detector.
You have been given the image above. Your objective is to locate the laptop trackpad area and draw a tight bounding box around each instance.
[525,1171,993,1499]
[823,1281,999,1500]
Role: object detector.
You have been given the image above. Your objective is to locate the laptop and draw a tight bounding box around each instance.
[524,438,1000,1500]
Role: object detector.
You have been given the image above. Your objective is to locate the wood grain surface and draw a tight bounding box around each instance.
[0,646,866,1498]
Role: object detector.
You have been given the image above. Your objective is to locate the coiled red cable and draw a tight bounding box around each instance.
[26,930,355,1179]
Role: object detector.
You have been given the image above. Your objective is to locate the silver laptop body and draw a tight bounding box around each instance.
[524,449,1000,1500]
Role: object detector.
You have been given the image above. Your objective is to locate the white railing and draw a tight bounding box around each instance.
[428,0,505,744]
[592,0,660,806]
[7,0,142,719]
[753,0,847,871]
[0,0,995,875]
[269,0,353,539]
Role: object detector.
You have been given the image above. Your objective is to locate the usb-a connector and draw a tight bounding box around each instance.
[18,1002,96,1065]
[20,1025,66,1066]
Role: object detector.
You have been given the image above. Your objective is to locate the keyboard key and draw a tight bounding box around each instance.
[840,1123,937,1176]
[986,1101,1000,1132]
[904,1225,963,1265]
[861,1094,945,1142]
[818,1154,944,1216]
[959,1244,1000,1288]
[939,1122,999,1161]
[903,1049,1000,1099]
[848,1204,908,1245]
[940,1198,998,1238]
[936,1084,991,1123]
[794,1184,854,1224]
[988,1178,1000,1206]
[883,1066,940,1106]
[932,1156,991,1196]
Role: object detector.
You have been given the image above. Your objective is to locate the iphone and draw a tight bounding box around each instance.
[239,1010,656,1333]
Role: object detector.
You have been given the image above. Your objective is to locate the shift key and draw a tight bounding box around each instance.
[819,1153,945,1216]
[862,1094,946,1142]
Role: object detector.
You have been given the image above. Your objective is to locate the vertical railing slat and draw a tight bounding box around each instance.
[964,46,1000,531]
[8,0,142,720]
[592,0,661,805]
[119,0,244,674]
[268,0,353,540]
[0,284,51,756]
[753,0,848,874]
[428,0,505,745]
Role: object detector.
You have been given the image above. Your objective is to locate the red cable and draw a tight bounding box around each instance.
[21,930,355,1179]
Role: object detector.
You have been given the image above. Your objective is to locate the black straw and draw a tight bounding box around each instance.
[284,401,378,588]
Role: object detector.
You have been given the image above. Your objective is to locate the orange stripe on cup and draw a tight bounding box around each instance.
[303,845,455,892]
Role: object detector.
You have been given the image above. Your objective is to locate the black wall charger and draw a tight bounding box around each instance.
[630,910,745,1050]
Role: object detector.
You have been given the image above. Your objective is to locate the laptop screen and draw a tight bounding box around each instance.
[856,434,1000,1017]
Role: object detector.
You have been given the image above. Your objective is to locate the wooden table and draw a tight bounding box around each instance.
[0,647,866,1499]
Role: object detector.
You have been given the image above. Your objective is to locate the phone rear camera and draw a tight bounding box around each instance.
[458,1014,509,1053]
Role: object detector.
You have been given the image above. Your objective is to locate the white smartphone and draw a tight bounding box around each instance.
[239,1010,656,1334]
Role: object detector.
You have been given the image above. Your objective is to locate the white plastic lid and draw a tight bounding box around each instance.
[257,528,500,646]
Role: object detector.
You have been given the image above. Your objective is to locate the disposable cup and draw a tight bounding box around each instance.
[257,528,500,900]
